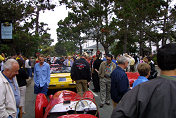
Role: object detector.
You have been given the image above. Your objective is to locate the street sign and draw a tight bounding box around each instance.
[0,21,12,40]
[0,20,13,44]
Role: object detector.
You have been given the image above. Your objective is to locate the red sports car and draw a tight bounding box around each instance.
[126,72,140,87]
[35,90,99,118]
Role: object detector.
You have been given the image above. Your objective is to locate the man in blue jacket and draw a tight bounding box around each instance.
[110,56,129,109]
[34,54,50,95]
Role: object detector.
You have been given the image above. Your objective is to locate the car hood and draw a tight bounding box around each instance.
[50,73,70,78]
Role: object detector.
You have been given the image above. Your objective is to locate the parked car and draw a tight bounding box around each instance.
[49,64,76,91]
[35,90,99,118]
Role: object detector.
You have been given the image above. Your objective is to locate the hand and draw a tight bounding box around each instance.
[95,69,99,73]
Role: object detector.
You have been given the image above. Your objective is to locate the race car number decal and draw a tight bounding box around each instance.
[59,78,66,82]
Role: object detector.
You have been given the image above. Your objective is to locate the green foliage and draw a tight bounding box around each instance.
[54,41,79,56]
[0,0,34,22]
[0,0,55,57]
[13,31,40,56]
[56,10,87,54]
[58,0,176,56]
[1,0,175,57]
[58,0,116,54]
[111,40,138,56]
[40,45,56,57]
[0,44,11,55]
[55,42,66,56]
[153,54,157,65]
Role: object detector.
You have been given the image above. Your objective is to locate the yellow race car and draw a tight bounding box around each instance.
[49,64,76,90]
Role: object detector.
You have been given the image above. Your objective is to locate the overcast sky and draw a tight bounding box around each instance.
[39,3,69,45]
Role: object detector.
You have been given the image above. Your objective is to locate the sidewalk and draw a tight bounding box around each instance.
[23,79,35,118]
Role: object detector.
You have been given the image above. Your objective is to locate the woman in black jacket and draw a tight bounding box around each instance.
[147,56,158,80]
[16,59,29,114]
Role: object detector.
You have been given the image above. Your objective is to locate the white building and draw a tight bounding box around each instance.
[83,43,105,56]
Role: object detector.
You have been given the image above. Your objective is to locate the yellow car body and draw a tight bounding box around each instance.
[49,65,76,90]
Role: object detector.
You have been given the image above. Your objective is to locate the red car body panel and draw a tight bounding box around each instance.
[57,114,98,118]
[43,91,82,118]
[35,90,97,118]
[126,72,140,87]
[35,94,49,118]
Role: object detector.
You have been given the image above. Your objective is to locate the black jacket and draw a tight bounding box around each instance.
[71,58,91,82]
[16,68,29,87]
[148,61,157,80]
[93,58,103,71]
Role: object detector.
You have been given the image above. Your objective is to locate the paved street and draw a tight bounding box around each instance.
[88,82,113,118]
[23,80,36,118]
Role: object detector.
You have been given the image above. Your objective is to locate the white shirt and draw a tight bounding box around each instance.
[25,59,31,68]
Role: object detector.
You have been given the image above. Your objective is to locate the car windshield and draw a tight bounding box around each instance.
[50,64,71,74]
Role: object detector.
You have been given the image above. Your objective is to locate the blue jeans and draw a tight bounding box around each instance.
[8,108,19,118]
[16,108,19,118]
[34,83,48,95]
[27,68,32,77]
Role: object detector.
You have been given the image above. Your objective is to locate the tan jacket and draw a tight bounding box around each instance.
[98,61,116,79]
[0,72,17,118]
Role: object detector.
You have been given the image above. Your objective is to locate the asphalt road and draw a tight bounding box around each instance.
[88,82,113,118]
[23,79,36,118]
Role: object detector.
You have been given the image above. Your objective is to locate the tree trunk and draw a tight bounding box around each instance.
[79,40,82,55]
[149,39,152,54]
[162,0,168,46]
[156,40,159,51]
[96,38,99,51]
[104,2,109,55]
[139,26,143,56]
[35,5,40,35]
[123,20,128,53]
[139,19,145,57]
[104,45,109,54]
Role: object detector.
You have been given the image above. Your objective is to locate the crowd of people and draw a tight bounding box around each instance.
[111,43,176,118]
[0,43,175,118]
